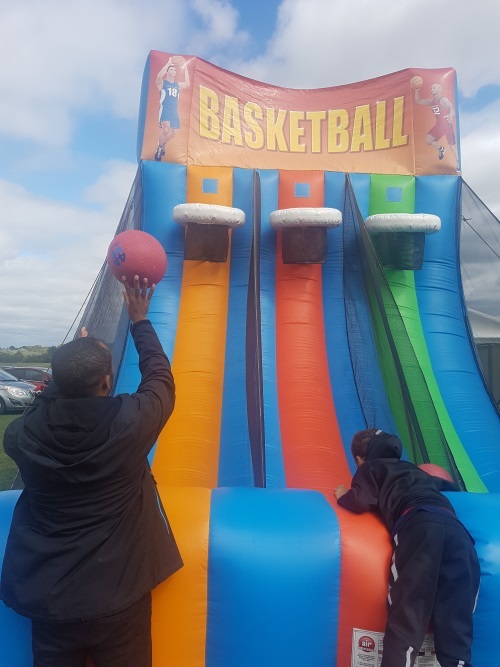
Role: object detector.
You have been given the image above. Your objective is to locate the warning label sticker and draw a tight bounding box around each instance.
[352,629,440,666]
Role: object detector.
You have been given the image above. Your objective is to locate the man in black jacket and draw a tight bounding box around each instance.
[334,428,480,667]
[0,276,183,666]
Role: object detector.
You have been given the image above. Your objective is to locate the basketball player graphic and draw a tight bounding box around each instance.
[412,78,460,173]
[154,56,190,161]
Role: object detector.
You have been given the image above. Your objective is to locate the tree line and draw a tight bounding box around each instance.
[0,346,58,364]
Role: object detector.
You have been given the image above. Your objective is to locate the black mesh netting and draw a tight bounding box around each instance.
[343,175,466,489]
[74,168,143,384]
[460,181,500,319]
[460,181,500,409]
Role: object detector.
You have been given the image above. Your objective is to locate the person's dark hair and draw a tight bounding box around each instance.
[351,428,378,459]
[51,338,112,398]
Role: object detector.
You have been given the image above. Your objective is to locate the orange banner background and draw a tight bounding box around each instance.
[141,51,458,176]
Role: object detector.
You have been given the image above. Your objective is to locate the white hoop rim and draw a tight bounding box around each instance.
[173,203,245,227]
[365,213,441,234]
[270,207,342,229]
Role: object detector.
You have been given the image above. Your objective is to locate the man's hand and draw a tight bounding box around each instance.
[334,485,348,500]
[122,275,155,324]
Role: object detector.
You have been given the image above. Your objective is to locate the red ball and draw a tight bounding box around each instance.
[107,230,167,285]
[418,463,454,483]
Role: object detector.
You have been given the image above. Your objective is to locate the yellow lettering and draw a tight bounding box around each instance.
[289,111,306,153]
[328,110,349,153]
[375,101,390,150]
[266,108,288,152]
[199,86,220,140]
[306,111,326,153]
[221,95,243,146]
[392,96,408,147]
[351,105,373,152]
[197,85,410,158]
[243,102,264,150]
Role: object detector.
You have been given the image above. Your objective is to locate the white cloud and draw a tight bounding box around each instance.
[191,0,248,44]
[84,160,138,218]
[0,0,258,150]
[0,161,136,346]
[1,0,499,346]
[0,0,189,147]
[231,0,500,96]
[185,0,250,58]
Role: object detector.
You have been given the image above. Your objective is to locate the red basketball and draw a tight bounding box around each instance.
[418,463,454,483]
[107,230,167,285]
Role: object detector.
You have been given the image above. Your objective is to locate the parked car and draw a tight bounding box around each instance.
[0,369,35,414]
[0,366,52,393]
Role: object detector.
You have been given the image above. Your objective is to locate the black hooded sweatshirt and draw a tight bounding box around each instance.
[337,431,457,535]
[0,319,183,621]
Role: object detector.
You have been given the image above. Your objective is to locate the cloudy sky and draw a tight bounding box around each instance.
[1,0,499,346]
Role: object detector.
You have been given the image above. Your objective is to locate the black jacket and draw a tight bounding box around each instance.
[0,319,183,621]
[337,431,457,534]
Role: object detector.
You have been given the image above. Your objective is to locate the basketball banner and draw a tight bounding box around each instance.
[138,51,459,176]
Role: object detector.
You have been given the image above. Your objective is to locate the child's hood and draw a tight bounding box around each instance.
[366,430,403,460]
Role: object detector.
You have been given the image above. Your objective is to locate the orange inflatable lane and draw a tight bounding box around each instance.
[152,165,234,488]
[275,170,351,492]
[152,487,211,667]
[275,169,390,664]
[276,244,352,491]
[151,165,234,666]
[334,504,392,665]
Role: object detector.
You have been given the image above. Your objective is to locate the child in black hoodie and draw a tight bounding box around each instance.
[334,428,480,667]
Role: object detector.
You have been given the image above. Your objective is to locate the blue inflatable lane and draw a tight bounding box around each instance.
[206,488,341,667]
[0,491,31,666]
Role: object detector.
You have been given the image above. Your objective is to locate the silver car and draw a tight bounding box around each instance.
[0,368,35,415]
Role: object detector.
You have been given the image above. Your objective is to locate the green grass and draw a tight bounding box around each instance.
[0,414,19,491]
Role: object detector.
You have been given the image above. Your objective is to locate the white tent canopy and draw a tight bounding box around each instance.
[468,309,500,345]
[468,309,500,407]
